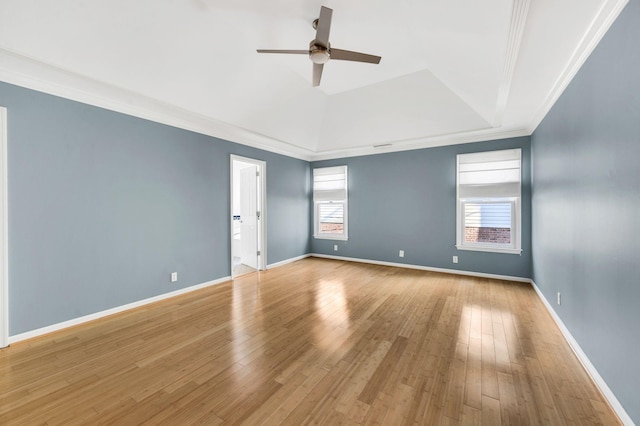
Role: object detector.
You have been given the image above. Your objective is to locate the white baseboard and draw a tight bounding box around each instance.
[267,253,311,269]
[8,253,314,344]
[310,253,531,283]
[531,281,633,426]
[8,276,231,345]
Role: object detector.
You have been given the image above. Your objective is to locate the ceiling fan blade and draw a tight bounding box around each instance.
[330,48,381,64]
[312,63,324,87]
[256,49,308,54]
[315,6,333,48]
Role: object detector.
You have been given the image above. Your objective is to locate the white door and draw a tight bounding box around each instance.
[240,165,258,269]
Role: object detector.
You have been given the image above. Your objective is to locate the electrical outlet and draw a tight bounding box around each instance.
[399,250,405,258]
[557,292,561,305]
[171,272,178,283]
[333,244,338,251]
[453,256,458,264]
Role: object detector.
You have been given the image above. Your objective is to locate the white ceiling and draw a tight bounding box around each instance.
[0,0,628,160]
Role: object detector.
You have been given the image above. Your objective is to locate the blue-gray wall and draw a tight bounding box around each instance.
[531,1,640,422]
[311,136,532,279]
[4,5,636,415]
[0,81,310,335]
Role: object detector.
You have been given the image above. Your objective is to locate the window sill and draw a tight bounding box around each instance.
[314,235,348,241]
[455,245,522,255]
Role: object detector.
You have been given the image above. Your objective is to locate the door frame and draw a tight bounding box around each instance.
[0,107,8,348]
[230,155,266,278]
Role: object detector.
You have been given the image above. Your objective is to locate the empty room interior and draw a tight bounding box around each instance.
[0,1,639,424]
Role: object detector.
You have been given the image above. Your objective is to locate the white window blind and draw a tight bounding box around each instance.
[463,202,512,229]
[318,203,344,224]
[313,166,347,201]
[458,149,521,198]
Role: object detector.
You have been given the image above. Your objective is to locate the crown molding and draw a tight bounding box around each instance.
[309,127,531,161]
[0,48,316,161]
[527,0,629,133]
[494,0,530,127]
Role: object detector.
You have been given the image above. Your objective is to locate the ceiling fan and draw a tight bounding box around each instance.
[257,6,382,87]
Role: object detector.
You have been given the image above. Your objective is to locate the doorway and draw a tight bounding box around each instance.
[0,107,7,348]
[230,155,266,278]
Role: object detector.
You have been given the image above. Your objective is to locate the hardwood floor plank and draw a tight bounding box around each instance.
[357,336,408,405]
[524,355,564,424]
[345,398,371,424]
[361,393,391,426]
[481,394,502,425]
[0,258,621,425]
[442,341,468,421]
[461,403,482,425]
[264,366,329,424]
[465,336,483,410]
[497,370,522,425]
[333,339,392,414]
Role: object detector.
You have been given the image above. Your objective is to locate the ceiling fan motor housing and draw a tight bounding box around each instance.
[309,41,330,64]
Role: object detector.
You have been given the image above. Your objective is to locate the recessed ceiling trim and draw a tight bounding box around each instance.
[0,0,629,163]
[527,0,629,133]
[311,127,530,161]
[0,48,316,161]
[0,47,528,162]
[494,0,531,127]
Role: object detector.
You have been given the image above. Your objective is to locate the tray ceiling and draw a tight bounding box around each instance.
[0,0,628,160]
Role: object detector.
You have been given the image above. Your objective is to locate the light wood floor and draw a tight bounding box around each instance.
[0,258,620,425]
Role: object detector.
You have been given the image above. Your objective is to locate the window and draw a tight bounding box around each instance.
[456,149,521,254]
[313,166,348,240]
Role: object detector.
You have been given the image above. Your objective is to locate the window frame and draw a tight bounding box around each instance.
[313,166,348,241]
[455,150,522,255]
[314,200,348,240]
[457,197,520,254]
